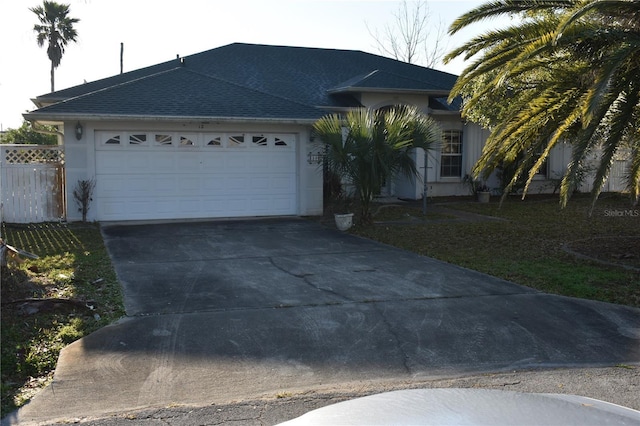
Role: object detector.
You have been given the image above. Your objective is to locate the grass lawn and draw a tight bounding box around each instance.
[354,193,640,307]
[0,222,124,417]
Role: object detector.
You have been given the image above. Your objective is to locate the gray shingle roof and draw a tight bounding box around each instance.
[329,70,451,94]
[29,43,460,121]
[33,67,322,120]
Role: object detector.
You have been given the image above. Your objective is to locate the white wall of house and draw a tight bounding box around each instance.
[62,121,89,221]
[62,120,322,222]
[578,147,632,194]
[389,117,607,200]
[392,114,494,199]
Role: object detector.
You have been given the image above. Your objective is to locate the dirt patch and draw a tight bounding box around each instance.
[565,236,640,270]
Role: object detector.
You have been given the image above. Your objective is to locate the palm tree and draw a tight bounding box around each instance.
[445,0,640,209]
[31,1,80,92]
[313,105,442,223]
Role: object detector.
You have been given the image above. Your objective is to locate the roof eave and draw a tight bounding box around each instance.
[22,112,320,126]
[31,97,65,109]
[429,110,461,116]
[328,87,451,97]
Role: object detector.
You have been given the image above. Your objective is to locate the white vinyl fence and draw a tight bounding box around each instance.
[1,145,65,223]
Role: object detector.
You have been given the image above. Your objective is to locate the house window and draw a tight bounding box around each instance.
[229,135,245,147]
[252,135,267,147]
[275,137,288,147]
[155,134,173,146]
[533,150,548,177]
[207,136,222,147]
[179,136,195,146]
[129,134,147,145]
[105,135,120,145]
[441,130,463,178]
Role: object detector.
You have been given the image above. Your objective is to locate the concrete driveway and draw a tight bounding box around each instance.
[8,218,640,424]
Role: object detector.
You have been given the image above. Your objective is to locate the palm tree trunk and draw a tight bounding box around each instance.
[50,60,55,92]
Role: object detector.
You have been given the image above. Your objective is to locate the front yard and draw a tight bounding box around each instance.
[1,192,638,417]
[355,193,640,307]
[1,223,124,416]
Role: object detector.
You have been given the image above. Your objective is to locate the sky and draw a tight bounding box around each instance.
[0,0,506,130]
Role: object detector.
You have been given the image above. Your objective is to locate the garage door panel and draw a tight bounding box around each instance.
[246,154,272,172]
[269,154,294,169]
[247,175,294,193]
[225,154,248,170]
[250,197,274,212]
[124,156,152,173]
[249,177,272,191]
[155,176,180,194]
[97,176,126,197]
[226,198,250,213]
[224,176,250,191]
[96,152,125,174]
[175,153,202,170]
[271,176,296,192]
[98,199,153,218]
[154,156,176,171]
[128,176,157,193]
[201,179,227,194]
[271,196,296,212]
[176,197,202,214]
[252,196,295,213]
[95,131,297,220]
[156,199,178,215]
[175,176,202,194]
[201,197,227,213]
[146,153,175,171]
[202,156,225,169]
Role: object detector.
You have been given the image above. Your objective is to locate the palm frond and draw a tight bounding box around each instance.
[627,138,640,204]
[314,106,440,222]
[556,0,640,40]
[589,86,640,206]
[449,0,640,209]
[449,0,575,35]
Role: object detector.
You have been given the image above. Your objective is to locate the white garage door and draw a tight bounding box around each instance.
[94,131,297,221]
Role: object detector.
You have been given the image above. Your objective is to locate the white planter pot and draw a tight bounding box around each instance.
[334,213,354,231]
[477,191,490,203]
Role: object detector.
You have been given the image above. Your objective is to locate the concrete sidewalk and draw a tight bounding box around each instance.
[4,218,640,425]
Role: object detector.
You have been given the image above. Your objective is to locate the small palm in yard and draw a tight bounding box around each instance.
[314,105,442,224]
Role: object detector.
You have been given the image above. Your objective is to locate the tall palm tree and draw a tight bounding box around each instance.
[314,105,442,223]
[445,0,640,209]
[31,1,80,92]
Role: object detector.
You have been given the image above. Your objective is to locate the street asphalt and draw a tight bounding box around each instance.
[3,218,639,425]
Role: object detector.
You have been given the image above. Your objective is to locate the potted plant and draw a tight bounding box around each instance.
[476,184,491,203]
[334,212,354,231]
[332,193,355,231]
[463,174,491,202]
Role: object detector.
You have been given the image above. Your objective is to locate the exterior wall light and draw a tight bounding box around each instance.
[307,151,323,165]
[75,122,83,140]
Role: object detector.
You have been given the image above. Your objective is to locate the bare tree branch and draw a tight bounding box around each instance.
[367,0,448,67]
